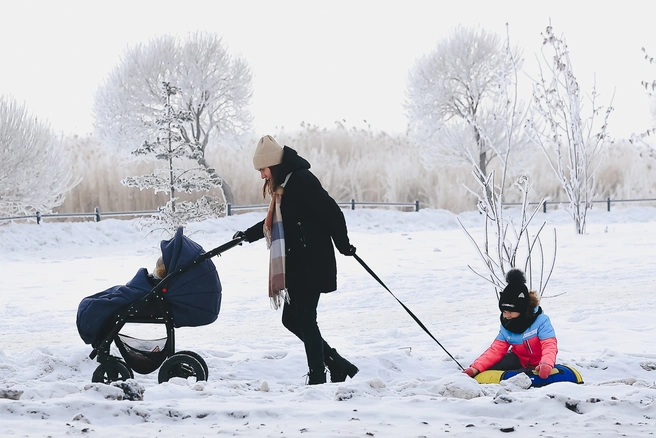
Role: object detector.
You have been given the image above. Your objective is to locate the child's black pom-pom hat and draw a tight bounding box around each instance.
[499,269,529,313]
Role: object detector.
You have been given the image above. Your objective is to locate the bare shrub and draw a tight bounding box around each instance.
[527,25,613,234]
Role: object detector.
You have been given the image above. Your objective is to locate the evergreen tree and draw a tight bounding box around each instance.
[122,82,224,231]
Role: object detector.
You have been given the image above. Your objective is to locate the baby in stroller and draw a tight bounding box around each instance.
[76,228,223,384]
[152,256,166,281]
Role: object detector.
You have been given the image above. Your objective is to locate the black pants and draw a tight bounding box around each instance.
[281,287,332,372]
[488,352,527,371]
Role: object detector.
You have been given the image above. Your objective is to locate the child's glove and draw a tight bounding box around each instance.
[535,363,553,379]
[462,367,479,377]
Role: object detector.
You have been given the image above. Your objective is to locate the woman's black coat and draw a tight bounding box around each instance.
[243,147,351,293]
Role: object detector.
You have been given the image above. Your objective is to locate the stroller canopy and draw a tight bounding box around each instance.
[160,227,222,328]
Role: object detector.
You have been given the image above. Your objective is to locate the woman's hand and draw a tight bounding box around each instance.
[233,231,247,243]
[340,244,356,256]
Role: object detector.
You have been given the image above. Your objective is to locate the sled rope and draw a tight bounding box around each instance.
[353,254,464,370]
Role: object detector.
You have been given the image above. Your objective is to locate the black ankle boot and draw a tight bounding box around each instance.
[307,368,326,385]
[325,348,359,383]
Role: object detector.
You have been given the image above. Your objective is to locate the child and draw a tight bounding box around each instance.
[463,269,558,379]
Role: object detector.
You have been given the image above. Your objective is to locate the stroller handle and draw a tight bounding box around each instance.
[149,237,244,290]
[203,237,244,259]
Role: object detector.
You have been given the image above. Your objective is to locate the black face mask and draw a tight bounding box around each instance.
[500,307,542,334]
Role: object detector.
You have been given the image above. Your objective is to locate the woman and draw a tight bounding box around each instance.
[233,135,359,385]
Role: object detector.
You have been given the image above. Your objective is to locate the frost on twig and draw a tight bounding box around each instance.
[629,47,656,158]
[526,24,613,235]
[458,170,556,298]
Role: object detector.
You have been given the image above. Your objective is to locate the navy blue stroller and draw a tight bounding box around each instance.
[77,228,240,384]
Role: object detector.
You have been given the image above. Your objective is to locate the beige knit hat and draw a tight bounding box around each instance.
[253,135,284,170]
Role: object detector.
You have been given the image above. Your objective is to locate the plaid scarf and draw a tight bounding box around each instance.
[264,174,292,309]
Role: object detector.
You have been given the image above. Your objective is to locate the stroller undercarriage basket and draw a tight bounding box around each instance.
[116,333,169,375]
[79,229,242,385]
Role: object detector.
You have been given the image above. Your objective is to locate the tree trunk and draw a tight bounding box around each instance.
[479,151,487,182]
[197,155,235,205]
[475,127,490,199]
[220,178,235,206]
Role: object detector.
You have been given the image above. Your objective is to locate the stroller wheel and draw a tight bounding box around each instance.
[158,353,207,384]
[176,350,209,379]
[92,358,134,384]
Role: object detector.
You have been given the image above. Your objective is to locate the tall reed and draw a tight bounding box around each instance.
[57,125,656,215]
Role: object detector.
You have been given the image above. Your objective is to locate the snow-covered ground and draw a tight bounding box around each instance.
[1,206,655,437]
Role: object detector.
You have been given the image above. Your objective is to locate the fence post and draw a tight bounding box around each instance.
[543,202,547,213]
[227,203,232,216]
[607,197,611,212]
[351,199,355,210]
[94,206,101,222]
[415,200,419,212]
[36,211,41,224]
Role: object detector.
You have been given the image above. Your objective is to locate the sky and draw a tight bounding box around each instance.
[1,1,656,140]
[1,206,656,436]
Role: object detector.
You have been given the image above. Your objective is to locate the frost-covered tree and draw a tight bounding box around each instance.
[454,27,556,298]
[93,31,253,205]
[526,25,613,235]
[122,82,224,231]
[0,96,79,218]
[405,25,528,180]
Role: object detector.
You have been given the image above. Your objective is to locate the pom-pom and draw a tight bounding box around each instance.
[505,268,526,285]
